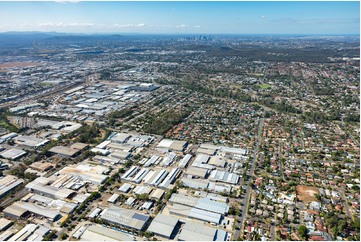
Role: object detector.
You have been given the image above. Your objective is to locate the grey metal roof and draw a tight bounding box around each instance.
[147,214,178,238]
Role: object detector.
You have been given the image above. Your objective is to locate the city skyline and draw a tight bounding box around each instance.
[0,1,359,34]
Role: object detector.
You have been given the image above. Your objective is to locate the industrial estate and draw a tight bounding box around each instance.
[0,3,359,242]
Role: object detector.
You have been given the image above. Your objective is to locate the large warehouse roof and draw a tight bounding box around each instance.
[100,206,150,231]
[147,214,179,238]
[0,148,26,160]
[178,221,217,241]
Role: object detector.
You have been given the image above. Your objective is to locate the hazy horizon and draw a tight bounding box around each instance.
[0,1,359,35]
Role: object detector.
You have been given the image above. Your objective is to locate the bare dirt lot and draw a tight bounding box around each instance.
[0,62,40,68]
[296,185,320,203]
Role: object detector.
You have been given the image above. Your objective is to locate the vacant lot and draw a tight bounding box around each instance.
[296,185,320,203]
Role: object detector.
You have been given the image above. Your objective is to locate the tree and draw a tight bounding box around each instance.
[298,225,308,240]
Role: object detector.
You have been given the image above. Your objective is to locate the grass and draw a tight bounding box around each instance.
[259,83,272,89]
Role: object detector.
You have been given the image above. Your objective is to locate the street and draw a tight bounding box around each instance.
[234,117,264,240]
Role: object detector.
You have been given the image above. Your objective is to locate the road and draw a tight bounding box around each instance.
[234,117,264,240]
[340,190,353,220]
[0,80,85,109]
[340,116,359,146]
[278,141,286,181]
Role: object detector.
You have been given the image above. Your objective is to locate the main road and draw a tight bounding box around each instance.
[234,117,264,240]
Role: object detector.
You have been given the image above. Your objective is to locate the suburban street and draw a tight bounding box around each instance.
[234,117,264,240]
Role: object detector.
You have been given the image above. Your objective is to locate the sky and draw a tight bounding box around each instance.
[0,1,359,35]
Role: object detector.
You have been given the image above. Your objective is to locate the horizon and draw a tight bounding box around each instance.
[0,1,359,35]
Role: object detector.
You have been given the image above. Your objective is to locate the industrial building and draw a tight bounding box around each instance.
[0,148,27,160]
[157,139,187,152]
[78,224,135,241]
[147,214,180,239]
[178,221,228,241]
[25,177,76,200]
[169,193,229,215]
[100,206,151,231]
[209,170,240,184]
[49,146,80,157]
[178,154,192,168]
[0,175,24,199]
[14,135,49,148]
[168,203,222,224]
[59,164,109,185]
[0,218,13,231]
[4,201,61,221]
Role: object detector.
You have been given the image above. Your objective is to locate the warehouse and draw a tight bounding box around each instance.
[14,135,49,148]
[181,177,209,190]
[147,214,180,239]
[88,208,102,219]
[0,175,24,199]
[144,155,159,167]
[93,155,122,165]
[49,146,80,157]
[4,201,61,221]
[118,183,132,193]
[168,203,222,224]
[157,139,187,152]
[178,221,228,241]
[59,164,109,185]
[149,169,168,186]
[209,170,240,184]
[208,182,232,194]
[100,206,151,231]
[79,224,135,241]
[108,194,120,203]
[185,167,208,178]
[121,166,139,180]
[169,193,229,215]
[111,150,131,160]
[0,148,27,160]
[208,156,227,168]
[133,185,152,195]
[150,188,165,200]
[25,178,76,199]
[29,162,54,172]
[110,133,131,144]
[0,218,13,231]
[178,154,192,168]
[159,168,180,189]
[70,142,89,151]
[132,168,150,184]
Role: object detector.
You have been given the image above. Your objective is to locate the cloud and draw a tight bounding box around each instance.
[176,24,188,28]
[193,25,201,28]
[38,22,95,27]
[113,23,146,28]
[261,16,267,19]
[54,0,80,4]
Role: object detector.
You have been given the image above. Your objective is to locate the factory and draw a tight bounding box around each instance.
[100,206,151,231]
[209,170,240,185]
[147,214,180,239]
[14,135,49,148]
[178,221,228,241]
[156,139,188,152]
[58,164,109,185]
[75,224,135,241]
[0,175,24,199]
[49,146,80,157]
[0,148,27,160]
[25,177,76,200]
[3,201,62,221]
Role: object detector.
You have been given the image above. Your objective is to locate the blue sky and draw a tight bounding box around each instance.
[0,1,359,34]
